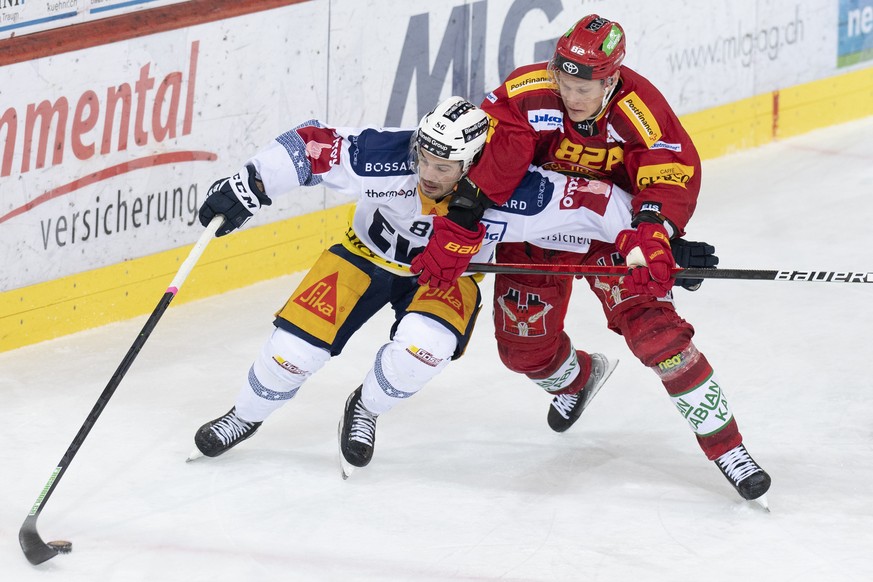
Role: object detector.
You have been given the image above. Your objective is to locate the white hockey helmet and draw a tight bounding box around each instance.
[415,96,489,173]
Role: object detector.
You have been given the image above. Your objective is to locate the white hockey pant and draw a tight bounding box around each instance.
[235,328,330,422]
[361,313,457,415]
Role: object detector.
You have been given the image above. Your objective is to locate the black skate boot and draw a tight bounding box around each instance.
[338,386,379,479]
[715,443,771,508]
[192,407,262,459]
[547,353,618,433]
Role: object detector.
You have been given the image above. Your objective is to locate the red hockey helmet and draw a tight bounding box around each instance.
[552,15,626,80]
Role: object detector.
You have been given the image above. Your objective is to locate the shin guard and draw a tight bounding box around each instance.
[235,328,330,421]
[653,344,743,460]
[361,314,457,415]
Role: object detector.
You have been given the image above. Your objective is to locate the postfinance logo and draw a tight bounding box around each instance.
[618,92,662,146]
[505,71,557,97]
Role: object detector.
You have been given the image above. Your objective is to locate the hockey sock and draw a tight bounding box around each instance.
[235,328,330,421]
[528,340,591,395]
[653,344,743,460]
[360,314,456,415]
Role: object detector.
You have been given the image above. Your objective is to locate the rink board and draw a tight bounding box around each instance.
[1,0,873,352]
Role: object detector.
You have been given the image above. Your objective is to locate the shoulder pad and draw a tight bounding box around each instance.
[348,129,416,177]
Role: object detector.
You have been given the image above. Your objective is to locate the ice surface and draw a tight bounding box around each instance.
[2,117,872,581]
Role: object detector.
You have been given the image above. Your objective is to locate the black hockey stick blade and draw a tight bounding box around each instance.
[18,216,223,566]
[20,514,59,565]
[467,262,873,283]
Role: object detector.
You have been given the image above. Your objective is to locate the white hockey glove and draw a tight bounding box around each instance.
[199,163,272,236]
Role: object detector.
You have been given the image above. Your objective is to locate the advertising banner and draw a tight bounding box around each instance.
[1,2,326,290]
[839,0,873,67]
[0,0,188,39]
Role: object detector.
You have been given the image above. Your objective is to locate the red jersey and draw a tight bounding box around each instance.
[468,62,701,234]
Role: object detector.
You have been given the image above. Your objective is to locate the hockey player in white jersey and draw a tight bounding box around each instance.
[189,96,638,477]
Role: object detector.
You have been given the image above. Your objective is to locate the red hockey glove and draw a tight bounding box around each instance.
[411,216,485,290]
[615,222,675,297]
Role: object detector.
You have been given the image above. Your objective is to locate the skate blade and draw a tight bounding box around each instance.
[752,493,770,512]
[339,457,355,480]
[337,418,359,480]
[186,447,204,462]
[589,357,619,402]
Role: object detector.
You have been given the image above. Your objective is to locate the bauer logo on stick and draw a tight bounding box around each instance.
[775,271,873,282]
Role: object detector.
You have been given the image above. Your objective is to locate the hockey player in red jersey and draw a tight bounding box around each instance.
[412,15,770,506]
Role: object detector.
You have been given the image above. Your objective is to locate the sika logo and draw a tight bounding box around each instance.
[420,285,464,318]
[293,272,339,324]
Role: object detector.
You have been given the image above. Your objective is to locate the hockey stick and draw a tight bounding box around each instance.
[467,262,873,283]
[19,216,224,566]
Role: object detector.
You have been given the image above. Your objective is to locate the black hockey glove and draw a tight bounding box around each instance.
[199,163,272,236]
[671,238,718,291]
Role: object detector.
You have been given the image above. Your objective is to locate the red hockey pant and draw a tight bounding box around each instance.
[492,242,741,460]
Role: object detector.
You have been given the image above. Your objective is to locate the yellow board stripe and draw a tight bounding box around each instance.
[0,204,351,352]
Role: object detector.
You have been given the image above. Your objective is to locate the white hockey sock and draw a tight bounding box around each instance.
[534,345,582,394]
[669,371,734,437]
[235,328,330,422]
[361,314,456,416]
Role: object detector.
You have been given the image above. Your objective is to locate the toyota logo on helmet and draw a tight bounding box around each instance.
[551,14,626,80]
[562,61,579,75]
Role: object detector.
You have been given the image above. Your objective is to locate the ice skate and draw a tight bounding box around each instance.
[338,386,379,479]
[187,407,262,461]
[715,443,771,510]
[547,353,618,432]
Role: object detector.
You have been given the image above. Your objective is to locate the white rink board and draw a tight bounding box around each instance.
[1,0,871,291]
[0,3,327,290]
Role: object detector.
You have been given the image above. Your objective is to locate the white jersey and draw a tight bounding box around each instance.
[248,121,633,274]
